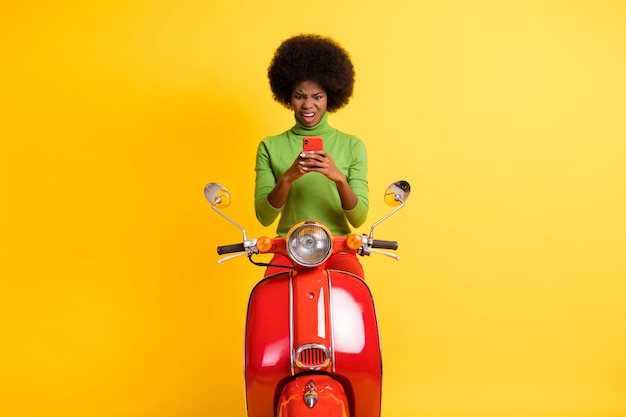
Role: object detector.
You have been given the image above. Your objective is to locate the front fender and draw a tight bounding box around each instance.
[277,375,349,417]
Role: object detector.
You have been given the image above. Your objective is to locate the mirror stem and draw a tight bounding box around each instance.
[211,201,248,241]
[368,199,405,241]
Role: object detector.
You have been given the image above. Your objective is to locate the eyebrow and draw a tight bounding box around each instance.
[293,91,325,96]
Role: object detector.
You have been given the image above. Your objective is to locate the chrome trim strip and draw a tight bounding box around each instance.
[289,272,295,376]
[327,269,362,279]
[327,269,336,372]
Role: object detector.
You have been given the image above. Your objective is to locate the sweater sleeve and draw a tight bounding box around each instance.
[254,140,281,226]
[343,137,369,228]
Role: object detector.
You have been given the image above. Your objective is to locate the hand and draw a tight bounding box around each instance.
[268,150,354,210]
[266,153,309,209]
[298,150,346,184]
[281,153,309,184]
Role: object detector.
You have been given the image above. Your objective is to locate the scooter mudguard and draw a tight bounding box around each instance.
[276,375,349,417]
[244,269,382,417]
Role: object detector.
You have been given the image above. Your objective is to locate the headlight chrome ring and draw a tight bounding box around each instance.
[286,221,333,267]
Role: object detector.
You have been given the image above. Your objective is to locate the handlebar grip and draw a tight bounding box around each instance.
[371,240,398,250]
[217,243,245,255]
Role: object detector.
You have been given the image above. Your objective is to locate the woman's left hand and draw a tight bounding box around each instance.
[299,150,345,184]
[299,150,358,210]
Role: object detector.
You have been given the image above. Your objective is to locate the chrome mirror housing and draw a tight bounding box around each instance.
[384,180,411,207]
[204,183,231,209]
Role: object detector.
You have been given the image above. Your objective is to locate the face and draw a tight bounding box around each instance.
[290,80,327,127]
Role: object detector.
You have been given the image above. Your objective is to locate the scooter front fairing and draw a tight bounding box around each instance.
[244,267,382,417]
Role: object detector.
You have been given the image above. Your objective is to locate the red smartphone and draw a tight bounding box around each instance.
[303,136,324,152]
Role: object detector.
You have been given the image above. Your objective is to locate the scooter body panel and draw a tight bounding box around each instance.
[328,271,382,417]
[245,272,292,416]
[244,268,381,417]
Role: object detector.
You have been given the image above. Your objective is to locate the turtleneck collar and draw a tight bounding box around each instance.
[290,111,332,136]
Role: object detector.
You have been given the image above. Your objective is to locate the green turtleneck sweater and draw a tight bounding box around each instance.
[255,112,369,236]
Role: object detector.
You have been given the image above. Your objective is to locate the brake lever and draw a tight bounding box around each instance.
[369,248,400,260]
[217,252,249,264]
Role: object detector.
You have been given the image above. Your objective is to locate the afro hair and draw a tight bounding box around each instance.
[267,34,355,112]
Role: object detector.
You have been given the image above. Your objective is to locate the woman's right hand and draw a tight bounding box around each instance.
[282,152,309,183]
[266,153,307,209]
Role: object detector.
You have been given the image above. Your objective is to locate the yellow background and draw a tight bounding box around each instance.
[2,1,625,416]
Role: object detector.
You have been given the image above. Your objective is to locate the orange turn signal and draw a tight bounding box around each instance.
[346,234,362,250]
[256,236,273,253]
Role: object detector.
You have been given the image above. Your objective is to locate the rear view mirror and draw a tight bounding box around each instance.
[384,180,411,207]
[204,183,231,209]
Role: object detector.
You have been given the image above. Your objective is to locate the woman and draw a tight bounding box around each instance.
[255,34,369,277]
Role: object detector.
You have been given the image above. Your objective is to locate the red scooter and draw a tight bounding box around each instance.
[204,180,410,417]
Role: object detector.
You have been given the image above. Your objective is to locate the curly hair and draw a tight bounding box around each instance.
[267,34,355,112]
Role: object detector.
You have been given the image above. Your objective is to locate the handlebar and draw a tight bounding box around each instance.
[217,243,245,255]
[217,239,397,256]
[371,240,398,250]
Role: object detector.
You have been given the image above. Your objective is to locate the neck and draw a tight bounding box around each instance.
[291,112,331,136]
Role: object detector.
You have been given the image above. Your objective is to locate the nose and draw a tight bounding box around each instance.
[302,97,314,109]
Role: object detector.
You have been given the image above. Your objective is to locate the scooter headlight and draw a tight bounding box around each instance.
[286,221,333,267]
